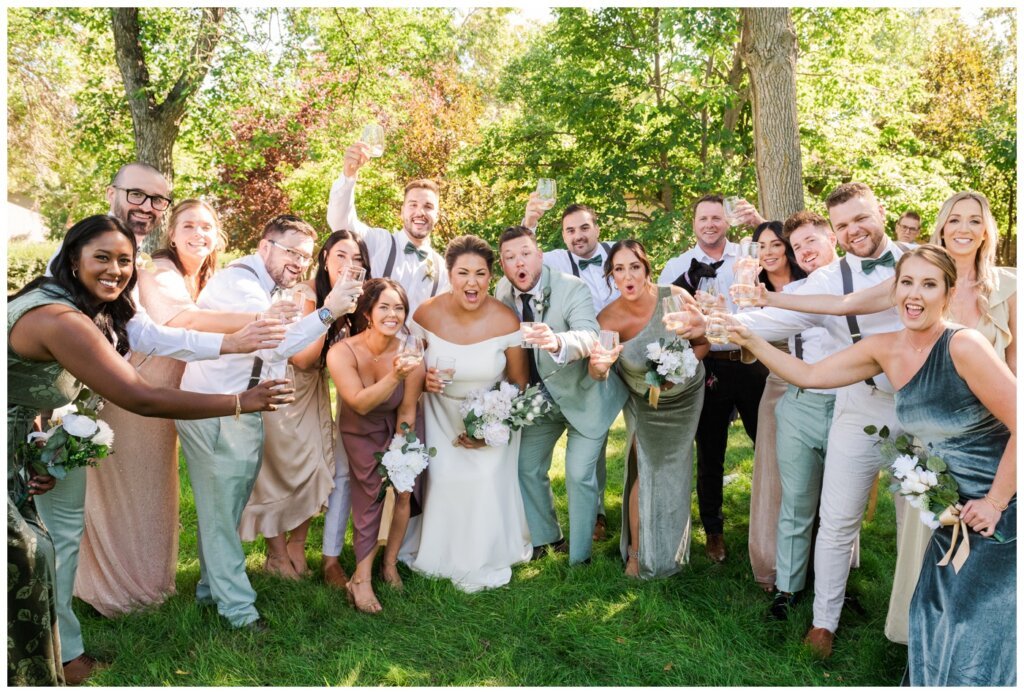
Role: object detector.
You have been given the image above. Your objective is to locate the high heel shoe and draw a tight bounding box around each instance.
[345,577,382,614]
[624,546,640,578]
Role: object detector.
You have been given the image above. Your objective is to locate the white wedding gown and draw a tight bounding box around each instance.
[400,323,532,592]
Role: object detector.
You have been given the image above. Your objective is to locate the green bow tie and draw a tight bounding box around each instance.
[577,255,603,270]
[861,250,895,275]
[404,242,428,261]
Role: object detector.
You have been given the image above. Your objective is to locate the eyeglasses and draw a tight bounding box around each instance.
[114,187,172,211]
[269,240,313,266]
[897,223,920,234]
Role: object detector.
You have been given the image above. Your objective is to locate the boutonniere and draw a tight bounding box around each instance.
[533,286,551,316]
[423,255,436,282]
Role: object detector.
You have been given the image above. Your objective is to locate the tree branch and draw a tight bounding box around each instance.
[159,7,227,123]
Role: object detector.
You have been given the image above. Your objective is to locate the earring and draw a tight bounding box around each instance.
[169,241,176,249]
[72,268,78,278]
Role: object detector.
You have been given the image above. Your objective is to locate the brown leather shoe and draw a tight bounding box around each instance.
[803,626,835,659]
[592,514,608,542]
[323,562,349,590]
[62,654,107,686]
[705,533,726,563]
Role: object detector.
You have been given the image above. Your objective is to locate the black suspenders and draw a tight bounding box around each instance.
[839,257,876,388]
[383,235,441,297]
[226,263,267,389]
[568,242,612,277]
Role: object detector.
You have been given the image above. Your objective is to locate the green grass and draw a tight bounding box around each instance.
[77,417,906,686]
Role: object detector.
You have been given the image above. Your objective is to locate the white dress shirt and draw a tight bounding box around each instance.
[46,245,223,361]
[658,241,741,350]
[543,247,619,313]
[179,255,331,395]
[733,241,905,392]
[326,173,450,313]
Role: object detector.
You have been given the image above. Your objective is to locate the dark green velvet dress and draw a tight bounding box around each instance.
[898,329,1015,686]
[7,286,83,686]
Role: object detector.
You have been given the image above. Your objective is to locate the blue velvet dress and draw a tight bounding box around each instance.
[897,329,1015,686]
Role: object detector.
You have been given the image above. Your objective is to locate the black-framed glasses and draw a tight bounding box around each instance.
[114,186,172,211]
[269,239,313,266]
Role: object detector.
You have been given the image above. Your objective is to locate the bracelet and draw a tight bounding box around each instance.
[984,494,1008,512]
[234,394,242,421]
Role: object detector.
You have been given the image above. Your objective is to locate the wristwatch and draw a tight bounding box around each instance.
[317,307,335,326]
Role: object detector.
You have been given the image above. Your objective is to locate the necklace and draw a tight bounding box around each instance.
[366,337,391,362]
[905,326,942,353]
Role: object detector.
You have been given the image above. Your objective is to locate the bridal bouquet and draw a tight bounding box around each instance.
[644,338,699,408]
[459,382,552,447]
[25,389,113,480]
[866,424,1003,571]
[375,422,434,500]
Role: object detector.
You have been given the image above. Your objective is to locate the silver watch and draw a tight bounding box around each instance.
[317,307,334,326]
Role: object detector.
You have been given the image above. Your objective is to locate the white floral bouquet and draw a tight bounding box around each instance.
[459,382,552,447]
[374,422,434,500]
[25,389,113,480]
[866,424,1003,568]
[644,338,699,408]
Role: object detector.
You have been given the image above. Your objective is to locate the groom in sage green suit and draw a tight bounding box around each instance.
[495,227,628,564]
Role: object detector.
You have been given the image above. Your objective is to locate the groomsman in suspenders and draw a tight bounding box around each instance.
[327,142,449,312]
[730,184,905,657]
[176,215,362,631]
[522,197,620,540]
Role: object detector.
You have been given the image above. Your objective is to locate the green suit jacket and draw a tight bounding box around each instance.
[495,265,627,439]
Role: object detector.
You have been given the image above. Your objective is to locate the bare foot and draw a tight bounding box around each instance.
[346,578,382,614]
[382,562,404,591]
[286,540,310,576]
[625,547,640,578]
[323,560,349,590]
[265,553,301,581]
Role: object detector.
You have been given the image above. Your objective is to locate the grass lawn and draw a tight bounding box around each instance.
[78,416,906,686]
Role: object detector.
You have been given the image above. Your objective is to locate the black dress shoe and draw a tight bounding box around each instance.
[768,591,797,621]
[531,540,569,561]
[240,618,270,633]
[843,592,867,617]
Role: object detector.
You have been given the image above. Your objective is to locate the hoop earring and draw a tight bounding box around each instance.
[169,241,176,249]
[72,268,78,278]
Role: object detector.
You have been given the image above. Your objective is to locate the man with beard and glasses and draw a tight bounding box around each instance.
[327,143,449,312]
[176,214,362,631]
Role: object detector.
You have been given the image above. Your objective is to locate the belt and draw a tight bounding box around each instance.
[706,349,742,361]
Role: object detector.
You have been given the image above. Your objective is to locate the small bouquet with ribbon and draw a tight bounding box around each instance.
[374,422,434,501]
[25,388,113,481]
[459,381,552,447]
[644,338,699,408]
[866,424,1003,573]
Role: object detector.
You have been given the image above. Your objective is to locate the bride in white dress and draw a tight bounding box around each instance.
[402,235,532,592]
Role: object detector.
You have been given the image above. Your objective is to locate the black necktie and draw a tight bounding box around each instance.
[520,293,541,386]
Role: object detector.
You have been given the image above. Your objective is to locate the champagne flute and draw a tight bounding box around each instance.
[723,196,741,226]
[536,178,557,210]
[434,356,456,386]
[360,123,385,158]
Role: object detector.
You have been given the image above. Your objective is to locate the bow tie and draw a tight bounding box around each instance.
[404,242,428,261]
[577,255,603,270]
[861,250,895,275]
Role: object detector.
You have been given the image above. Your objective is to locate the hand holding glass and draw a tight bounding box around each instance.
[723,196,741,226]
[341,265,366,284]
[731,240,761,308]
[705,313,731,345]
[520,322,538,349]
[695,277,724,314]
[536,179,557,210]
[434,357,456,385]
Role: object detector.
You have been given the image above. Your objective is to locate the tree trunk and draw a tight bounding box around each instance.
[740,8,804,221]
[110,7,227,184]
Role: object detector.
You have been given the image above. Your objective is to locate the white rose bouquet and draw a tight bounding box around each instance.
[459,382,552,447]
[644,337,699,408]
[24,388,113,481]
[866,424,1003,571]
[374,422,434,500]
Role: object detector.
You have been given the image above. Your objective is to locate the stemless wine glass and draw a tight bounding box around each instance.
[536,178,557,210]
[598,329,619,350]
[434,356,456,385]
[695,276,723,315]
[398,334,424,368]
[723,196,741,226]
[520,321,537,349]
[732,240,761,308]
[276,364,296,409]
[341,265,366,284]
[360,123,385,158]
[705,313,731,345]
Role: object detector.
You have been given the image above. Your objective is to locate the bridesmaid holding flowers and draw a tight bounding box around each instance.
[327,278,425,613]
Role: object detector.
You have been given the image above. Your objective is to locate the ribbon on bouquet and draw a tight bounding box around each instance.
[936,504,970,573]
[647,385,661,409]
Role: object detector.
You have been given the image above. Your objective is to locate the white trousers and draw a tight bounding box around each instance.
[320,431,351,557]
[812,381,903,632]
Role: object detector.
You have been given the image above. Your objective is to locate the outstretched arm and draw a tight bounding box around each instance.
[760,276,895,316]
[950,330,1017,537]
[723,313,883,389]
[326,142,372,235]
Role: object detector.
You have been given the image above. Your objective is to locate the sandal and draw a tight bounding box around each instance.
[345,577,382,614]
[382,561,404,591]
[625,546,640,578]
